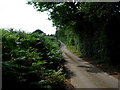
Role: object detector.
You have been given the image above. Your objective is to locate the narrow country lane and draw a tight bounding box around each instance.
[60,41,119,89]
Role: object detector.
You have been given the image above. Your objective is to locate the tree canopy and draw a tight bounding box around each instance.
[28,2,120,65]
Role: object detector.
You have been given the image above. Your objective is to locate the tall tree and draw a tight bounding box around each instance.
[28,2,120,65]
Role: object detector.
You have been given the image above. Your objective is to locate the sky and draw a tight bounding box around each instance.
[0,0,56,35]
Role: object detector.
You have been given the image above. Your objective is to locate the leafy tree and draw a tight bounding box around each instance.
[28,2,120,65]
[33,29,45,34]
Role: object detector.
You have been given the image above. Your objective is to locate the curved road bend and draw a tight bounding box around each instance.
[60,42,119,89]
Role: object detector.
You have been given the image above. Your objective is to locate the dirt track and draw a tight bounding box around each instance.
[60,42,119,89]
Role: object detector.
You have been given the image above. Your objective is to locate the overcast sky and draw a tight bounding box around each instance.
[0,0,56,35]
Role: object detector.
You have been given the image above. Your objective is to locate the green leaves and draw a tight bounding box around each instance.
[2,29,65,89]
[32,61,46,69]
[29,2,119,66]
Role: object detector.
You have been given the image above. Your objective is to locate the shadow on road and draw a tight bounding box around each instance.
[77,65,92,68]
[77,65,103,73]
[63,64,76,79]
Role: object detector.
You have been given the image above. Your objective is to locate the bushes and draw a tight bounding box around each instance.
[2,29,65,89]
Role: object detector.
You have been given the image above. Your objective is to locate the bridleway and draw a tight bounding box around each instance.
[60,41,119,89]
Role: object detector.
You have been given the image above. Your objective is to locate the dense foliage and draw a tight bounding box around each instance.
[28,2,120,66]
[2,29,65,89]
